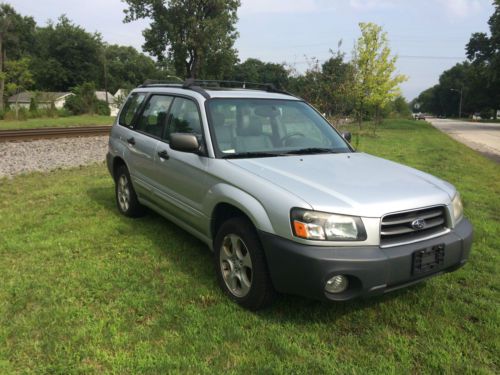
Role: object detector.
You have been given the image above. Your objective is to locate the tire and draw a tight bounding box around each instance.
[214,217,275,310]
[114,165,145,218]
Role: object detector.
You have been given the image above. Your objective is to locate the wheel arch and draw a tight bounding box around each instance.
[112,156,127,181]
[208,184,274,244]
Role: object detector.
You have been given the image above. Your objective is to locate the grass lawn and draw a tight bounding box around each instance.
[0,119,498,373]
[0,115,114,130]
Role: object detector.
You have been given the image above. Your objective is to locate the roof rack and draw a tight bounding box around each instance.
[140,78,294,99]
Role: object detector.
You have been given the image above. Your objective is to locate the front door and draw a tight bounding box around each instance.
[152,96,210,234]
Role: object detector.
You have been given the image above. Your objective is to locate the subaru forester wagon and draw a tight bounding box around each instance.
[107,80,473,310]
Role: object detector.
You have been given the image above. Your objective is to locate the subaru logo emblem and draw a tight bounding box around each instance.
[411,218,426,230]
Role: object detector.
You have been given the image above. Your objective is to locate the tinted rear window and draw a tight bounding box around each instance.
[119,93,147,127]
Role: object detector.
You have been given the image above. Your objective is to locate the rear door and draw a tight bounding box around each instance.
[125,94,174,200]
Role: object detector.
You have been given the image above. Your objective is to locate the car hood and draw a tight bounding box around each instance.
[228,152,455,218]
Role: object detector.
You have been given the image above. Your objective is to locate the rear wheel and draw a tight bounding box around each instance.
[214,217,275,310]
[114,165,145,217]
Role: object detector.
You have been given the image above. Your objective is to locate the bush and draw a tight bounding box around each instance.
[4,107,29,121]
[64,82,103,115]
[57,108,72,117]
[479,108,495,120]
[29,97,38,113]
[96,100,111,116]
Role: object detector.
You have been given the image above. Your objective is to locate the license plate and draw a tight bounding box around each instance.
[412,244,445,275]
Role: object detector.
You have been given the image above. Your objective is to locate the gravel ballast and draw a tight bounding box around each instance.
[0,136,109,179]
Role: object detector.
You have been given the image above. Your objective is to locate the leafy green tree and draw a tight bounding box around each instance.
[102,44,169,93]
[466,0,500,114]
[352,23,407,129]
[0,4,35,109]
[4,57,33,119]
[415,62,489,117]
[390,96,411,118]
[288,51,355,119]
[123,0,240,79]
[30,16,103,91]
[229,58,289,88]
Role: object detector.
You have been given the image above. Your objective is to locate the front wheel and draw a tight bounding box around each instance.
[214,217,275,310]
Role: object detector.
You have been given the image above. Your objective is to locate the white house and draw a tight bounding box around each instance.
[8,90,119,116]
[7,91,73,110]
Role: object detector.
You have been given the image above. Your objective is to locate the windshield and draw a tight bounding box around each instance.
[207,99,351,158]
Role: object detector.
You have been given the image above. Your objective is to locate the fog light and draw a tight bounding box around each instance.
[325,275,348,294]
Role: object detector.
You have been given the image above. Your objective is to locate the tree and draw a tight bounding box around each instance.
[123,0,240,79]
[466,0,500,113]
[4,57,33,119]
[287,50,355,119]
[229,58,289,88]
[0,4,35,110]
[352,23,407,129]
[390,96,411,118]
[101,44,169,93]
[30,16,103,91]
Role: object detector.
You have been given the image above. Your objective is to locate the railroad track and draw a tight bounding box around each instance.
[0,126,112,142]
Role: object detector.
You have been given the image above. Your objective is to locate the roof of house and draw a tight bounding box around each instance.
[114,89,129,97]
[95,91,116,104]
[7,91,72,103]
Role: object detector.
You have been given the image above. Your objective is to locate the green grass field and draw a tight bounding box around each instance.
[0,115,114,130]
[0,119,498,373]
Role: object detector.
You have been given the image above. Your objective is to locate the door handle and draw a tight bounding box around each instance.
[157,150,169,160]
[127,137,136,145]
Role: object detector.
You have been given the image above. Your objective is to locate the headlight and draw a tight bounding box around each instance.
[452,193,464,223]
[291,208,367,241]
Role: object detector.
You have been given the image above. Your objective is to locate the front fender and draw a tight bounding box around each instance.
[204,183,275,234]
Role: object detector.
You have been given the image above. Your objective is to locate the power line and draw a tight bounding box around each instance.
[290,54,464,65]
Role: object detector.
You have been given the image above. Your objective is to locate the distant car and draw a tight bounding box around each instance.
[416,113,426,120]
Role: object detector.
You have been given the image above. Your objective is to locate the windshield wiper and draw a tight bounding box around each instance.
[284,148,339,155]
[222,151,285,159]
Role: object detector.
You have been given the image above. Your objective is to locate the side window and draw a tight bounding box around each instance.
[119,93,146,127]
[135,95,174,138]
[167,97,202,139]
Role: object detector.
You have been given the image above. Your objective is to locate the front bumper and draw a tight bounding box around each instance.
[259,218,473,301]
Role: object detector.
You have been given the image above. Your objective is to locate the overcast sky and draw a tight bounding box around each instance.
[7,0,495,100]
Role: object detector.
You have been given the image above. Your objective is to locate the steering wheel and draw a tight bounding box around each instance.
[280,132,306,146]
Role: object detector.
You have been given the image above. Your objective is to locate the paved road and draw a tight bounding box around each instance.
[427,118,500,163]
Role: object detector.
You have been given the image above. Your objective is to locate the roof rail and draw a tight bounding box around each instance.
[183,79,294,96]
[140,78,294,99]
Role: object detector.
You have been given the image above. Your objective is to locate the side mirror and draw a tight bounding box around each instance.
[342,131,352,142]
[170,133,200,153]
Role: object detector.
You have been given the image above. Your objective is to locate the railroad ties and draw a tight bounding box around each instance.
[0,126,112,142]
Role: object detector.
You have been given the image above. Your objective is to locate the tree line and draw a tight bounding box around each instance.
[1,1,409,126]
[413,0,500,119]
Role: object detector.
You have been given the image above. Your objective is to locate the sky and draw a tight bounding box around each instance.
[6,0,496,100]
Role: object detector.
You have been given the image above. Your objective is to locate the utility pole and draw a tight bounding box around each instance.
[450,88,463,119]
[101,45,109,105]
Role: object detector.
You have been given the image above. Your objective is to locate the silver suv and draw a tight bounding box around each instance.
[107,80,473,310]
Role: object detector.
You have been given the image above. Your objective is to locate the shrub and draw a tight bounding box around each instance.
[64,82,101,115]
[96,100,111,116]
[57,108,72,117]
[479,108,494,120]
[29,97,38,113]
[4,107,29,121]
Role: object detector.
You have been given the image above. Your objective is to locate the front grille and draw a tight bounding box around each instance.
[380,206,448,247]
